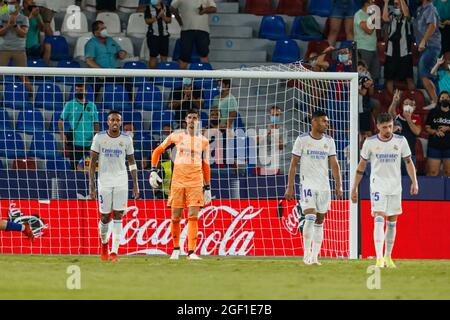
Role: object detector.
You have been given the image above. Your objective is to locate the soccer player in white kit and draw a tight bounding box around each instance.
[351,113,419,268]
[285,111,343,265]
[89,110,140,262]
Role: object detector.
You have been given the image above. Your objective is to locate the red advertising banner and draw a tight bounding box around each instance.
[0,199,350,257]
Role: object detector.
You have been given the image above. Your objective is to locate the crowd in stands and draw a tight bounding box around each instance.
[0,0,450,178]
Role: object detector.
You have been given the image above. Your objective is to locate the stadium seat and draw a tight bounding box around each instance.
[0,132,27,158]
[123,111,143,132]
[189,62,216,90]
[155,62,183,89]
[304,40,332,63]
[134,83,163,111]
[2,82,33,110]
[101,83,131,110]
[258,16,287,41]
[202,87,220,109]
[172,39,201,63]
[290,16,323,41]
[83,0,96,12]
[55,60,82,85]
[29,132,60,160]
[151,111,174,132]
[16,109,45,134]
[118,0,140,13]
[27,58,48,68]
[44,36,70,61]
[35,82,64,111]
[46,158,73,171]
[377,41,386,65]
[73,34,93,61]
[276,0,307,16]
[272,40,300,63]
[0,110,13,131]
[113,36,136,60]
[126,12,146,38]
[200,111,209,128]
[245,0,273,15]
[12,158,37,171]
[234,112,246,130]
[61,9,89,36]
[96,12,122,35]
[58,0,76,12]
[123,61,148,85]
[324,18,347,42]
[308,0,333,17]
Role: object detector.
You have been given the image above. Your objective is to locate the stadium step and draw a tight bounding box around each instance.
[216,2,240,13]
[210,26,253,39]
[210,61,276,70]
[209,50,266,62]
[210,38,271,51]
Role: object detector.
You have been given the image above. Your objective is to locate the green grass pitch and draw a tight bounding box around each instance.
[1,255,449,300]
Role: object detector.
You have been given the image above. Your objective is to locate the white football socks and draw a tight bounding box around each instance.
[385,221,397,258]
[99,221,110,244]
[311,223,324,259]
[374,216,385,260]
[111,220,123,254]
[303,214,316,259]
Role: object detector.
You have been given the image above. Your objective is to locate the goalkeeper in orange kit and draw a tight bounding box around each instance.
[150,109,211,260]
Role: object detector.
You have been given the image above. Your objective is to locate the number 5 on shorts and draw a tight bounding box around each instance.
[372,192,380,201]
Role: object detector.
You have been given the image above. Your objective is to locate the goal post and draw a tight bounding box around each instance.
[0,65,359,259]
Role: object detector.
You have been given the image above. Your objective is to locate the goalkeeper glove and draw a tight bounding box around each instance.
[149,168,163,189]
[203,185,212,205]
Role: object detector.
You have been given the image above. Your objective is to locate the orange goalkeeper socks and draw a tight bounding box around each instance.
[187,216,198,252]
[171,218,181,249]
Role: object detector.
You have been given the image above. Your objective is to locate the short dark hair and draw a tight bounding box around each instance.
[377,113,393,124]
[186,109,199,117]
[75,82,85,88]
[271,106,282,112]
[108,110,122,118]
[92,20,104,34]
[312,110,328,119]
[220,79,231,87]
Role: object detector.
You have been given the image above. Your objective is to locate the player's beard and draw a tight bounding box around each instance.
[189,122,202,136]
[382,132,392,139]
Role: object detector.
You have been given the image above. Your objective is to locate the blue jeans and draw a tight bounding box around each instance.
[418,46,441,79]
[330,0,356,19]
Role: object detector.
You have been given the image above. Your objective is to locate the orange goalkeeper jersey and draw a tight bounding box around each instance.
[152,130,210,188]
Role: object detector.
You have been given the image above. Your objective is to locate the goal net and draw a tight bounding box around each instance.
[0,65,358,258]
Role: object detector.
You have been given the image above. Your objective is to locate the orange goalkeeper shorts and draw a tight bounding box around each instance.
[168,186,204,208]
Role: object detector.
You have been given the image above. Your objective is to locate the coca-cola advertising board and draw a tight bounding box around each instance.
[0,199,350,257]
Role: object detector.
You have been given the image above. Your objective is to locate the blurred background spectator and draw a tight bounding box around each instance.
[145,0,172,69]
[431,55,450,94]
[327,0,355,46]
[212,78,237,129]
[23,0,44,59]
[169,77,203,128]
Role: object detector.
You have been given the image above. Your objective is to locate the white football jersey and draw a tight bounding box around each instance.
[291,133,337,192]
[360,134,411,195]
[91,131,134,188]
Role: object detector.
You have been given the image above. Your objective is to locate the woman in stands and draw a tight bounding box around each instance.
[425,91,450,176]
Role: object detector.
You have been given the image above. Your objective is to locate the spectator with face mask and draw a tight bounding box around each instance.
[354,0,380,84]
[414,0,441,110]
[382,0,415,94]
[388,90,422,173]
[23,0,44,59]
[425,91,450,176]
[431,55,450,94]
[212,79,238,130]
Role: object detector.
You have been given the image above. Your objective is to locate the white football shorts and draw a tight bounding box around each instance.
[98,185,129,214]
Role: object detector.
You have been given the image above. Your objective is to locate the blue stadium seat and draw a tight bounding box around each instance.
[68,84,95,102]
[46,158,72,171]
[48,112,70,132]
[155,62,183,88]
[134,83,163,111]
[234,112,246,129]
[35,82,64,111]
[0,132,27,158]
[123,61,148,85]
[0,110,13,131]
[189,62,213,71]
[123,111,143,132]
[290,16,323,41]
[2,82,33,110]
[16,109,45,134]
[308,0,333,17]
[152,111,174,132]
[55,60,82,85]
[189,62,217,90]
[133,132,153,161]
[27,58,48,68]
[272,39,300,63]
[200,111,209,128]
[44,36,70,61]
[98,111,109,131]
[202,87,220,109]
[172,38,200,63]
[101,83,131,110]
[258,16,287,40]
[29,132,61,159]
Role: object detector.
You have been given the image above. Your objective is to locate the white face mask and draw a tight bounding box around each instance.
[448,64,450,70]
[99,29,108,38]
[403,105,414,113]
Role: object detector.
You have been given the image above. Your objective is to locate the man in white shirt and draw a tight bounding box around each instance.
[170,0,216,69]
[351,113,419,268]
[285,110,343,265]
[89,110,139,262]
